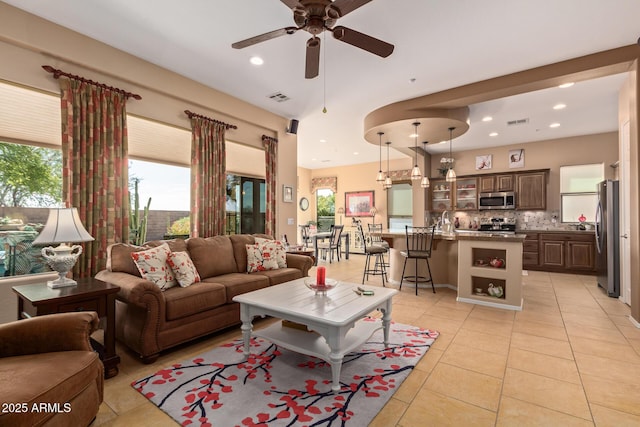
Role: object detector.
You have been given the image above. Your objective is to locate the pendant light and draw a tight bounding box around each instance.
[445,127,457,183]
[410,121,422,180]
[383,141,392,189]
[420,141,430,188]
[376,131,385,183]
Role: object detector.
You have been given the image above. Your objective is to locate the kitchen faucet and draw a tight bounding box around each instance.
[441,210,452,233]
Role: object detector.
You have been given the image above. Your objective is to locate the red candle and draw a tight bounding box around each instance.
[316,266,326,286]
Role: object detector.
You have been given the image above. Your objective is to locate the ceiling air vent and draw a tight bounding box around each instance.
[507,118,529,126]
[267,92,290,103]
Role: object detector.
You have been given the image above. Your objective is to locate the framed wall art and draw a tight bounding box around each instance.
[345,191,374,217]
[475,155,492,170]
[509,149,525,168]
[283,185,293,203]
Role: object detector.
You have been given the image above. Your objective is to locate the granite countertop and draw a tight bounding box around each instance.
[380,230,526,242]
[516,229,595,234]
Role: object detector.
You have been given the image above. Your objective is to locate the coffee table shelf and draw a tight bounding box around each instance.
[255,319,381,361]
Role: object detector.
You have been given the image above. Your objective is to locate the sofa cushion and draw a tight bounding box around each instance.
[229,234,256,273]
[188,236,238,279]
[0,351,102,427]
[131,243,177,290]
[106,243,145,276]
[254,237,287,268]
[163,281,227,321]
[167,251,201,287]
[253,268,304,286]
[145,238,188,253]
[203,273,269,303]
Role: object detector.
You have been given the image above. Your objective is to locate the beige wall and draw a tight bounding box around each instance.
[0,3,297,240]
[430,132,619,211]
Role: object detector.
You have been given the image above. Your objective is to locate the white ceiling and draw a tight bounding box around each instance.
[5,0,639,169]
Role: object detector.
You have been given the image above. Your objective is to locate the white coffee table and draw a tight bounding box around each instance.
[233,278,397,392]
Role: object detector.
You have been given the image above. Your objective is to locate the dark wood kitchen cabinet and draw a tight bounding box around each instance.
[522,231,539,270]
[516,171,547,210]
[537,232,595,273]
[479,174,514,193]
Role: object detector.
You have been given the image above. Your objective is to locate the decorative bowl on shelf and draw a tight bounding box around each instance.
[304,278,338,295]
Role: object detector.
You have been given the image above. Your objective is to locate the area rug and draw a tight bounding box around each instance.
[132,321,438,426]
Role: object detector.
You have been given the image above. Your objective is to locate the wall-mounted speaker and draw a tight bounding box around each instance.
[287,119,299,135]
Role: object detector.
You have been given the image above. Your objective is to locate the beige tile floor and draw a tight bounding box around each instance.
[94,255,640,426]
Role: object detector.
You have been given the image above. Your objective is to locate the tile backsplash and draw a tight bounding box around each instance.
[427,210,593,231]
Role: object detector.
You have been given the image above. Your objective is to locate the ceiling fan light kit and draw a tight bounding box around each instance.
[232,0,394,79]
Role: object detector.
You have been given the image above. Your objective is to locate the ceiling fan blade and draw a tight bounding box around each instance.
[232,27,298,49]
[328,0,372,17]
[332,25,394,57]
[280,0,304,10]
[305,37,321,79]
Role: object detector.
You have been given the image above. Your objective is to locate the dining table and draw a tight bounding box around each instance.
[311,231,350,265]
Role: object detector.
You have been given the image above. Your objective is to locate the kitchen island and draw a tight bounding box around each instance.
[377,229,526,310]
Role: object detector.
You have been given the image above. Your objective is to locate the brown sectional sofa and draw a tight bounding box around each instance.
[95,234,313,363]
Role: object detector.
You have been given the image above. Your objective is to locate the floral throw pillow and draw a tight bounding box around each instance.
[246,243,279,273]
[254,237,287,268]
[131,243,177,291]
[167,251,201,287]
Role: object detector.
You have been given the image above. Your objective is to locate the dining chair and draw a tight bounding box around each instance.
[300,224,311,248]
[317,224,343,263]
[400,225,436,294]
[357,222,387,286]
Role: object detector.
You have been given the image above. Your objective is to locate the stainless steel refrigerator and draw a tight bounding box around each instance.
[595,180,619,297]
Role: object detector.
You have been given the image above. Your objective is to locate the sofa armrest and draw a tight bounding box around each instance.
[286,253,314,277]
[0,312,98,358]
[95,270,165,309]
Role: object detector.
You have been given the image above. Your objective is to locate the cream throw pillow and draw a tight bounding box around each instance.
[167,251,201,287]
[246,243,279,272]
[131,243,177,290]
[254,237,287,268]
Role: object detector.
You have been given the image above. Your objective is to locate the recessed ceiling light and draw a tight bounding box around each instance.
[319,139,326,143]
[249,56,264,66]
[559,82,574,88]
[549,123,561,128]
[482,116,493,122]
[353,152,359,155]
[553,103,566,110]
[489,132,498,137]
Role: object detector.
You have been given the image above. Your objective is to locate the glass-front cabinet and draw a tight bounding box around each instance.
[430,179,452,212]
[455,178,477,210]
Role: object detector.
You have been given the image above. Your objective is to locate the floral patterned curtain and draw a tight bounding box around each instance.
[311,176,337,193]
[59,78,130,277]
[189,117,227,237]
[262,135,278,237]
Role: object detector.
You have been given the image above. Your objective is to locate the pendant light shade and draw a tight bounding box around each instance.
[376,131,385,183]
[420,141,430,188]
[383,141,392,189]
[410,121,422,180]
[445,127,456,183]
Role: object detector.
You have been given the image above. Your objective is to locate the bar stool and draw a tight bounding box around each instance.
[357,223,387,286]
[368,223,389,274]
[400,225,436,294]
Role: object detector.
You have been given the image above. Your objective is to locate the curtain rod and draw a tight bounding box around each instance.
[42,65,142,100]
[184,110,237,130]
[262,135,278,143]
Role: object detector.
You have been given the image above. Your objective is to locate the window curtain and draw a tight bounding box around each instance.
[311,176,337,193]
[59,78,130,278]
[189,117,227,237]
[262,135,278,237]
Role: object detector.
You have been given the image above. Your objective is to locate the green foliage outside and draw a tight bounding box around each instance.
[0,142,62,207]
[316,193,335,216]
[167,216,190,236]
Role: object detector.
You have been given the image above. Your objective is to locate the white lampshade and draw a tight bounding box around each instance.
[33,208,94,245]
[445,168,457,183]
[410,165,422,180]
[376,170,385,183]
[421,176,430,188]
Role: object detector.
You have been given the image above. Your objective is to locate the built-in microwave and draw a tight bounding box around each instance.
[479,192,516,210]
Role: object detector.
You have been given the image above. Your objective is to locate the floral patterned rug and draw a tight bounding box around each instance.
[132,321,438,426]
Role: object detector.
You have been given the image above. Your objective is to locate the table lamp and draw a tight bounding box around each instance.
[337,207,345,225]
[32,208,94,288]
[369,207,378,225]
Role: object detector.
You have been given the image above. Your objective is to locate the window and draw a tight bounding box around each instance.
[560,163,604,223]
[316,189,335,232]
[387,183,412,231]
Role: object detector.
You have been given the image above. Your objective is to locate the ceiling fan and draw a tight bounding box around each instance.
[232,0,394,79]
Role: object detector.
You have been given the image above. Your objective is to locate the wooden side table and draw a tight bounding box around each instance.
[12,277,121,378]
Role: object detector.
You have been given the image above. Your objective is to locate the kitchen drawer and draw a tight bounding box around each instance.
[523,241,538,252]
[523,252,539,265]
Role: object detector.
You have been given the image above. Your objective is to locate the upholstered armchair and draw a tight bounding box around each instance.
[0,311,104,427]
